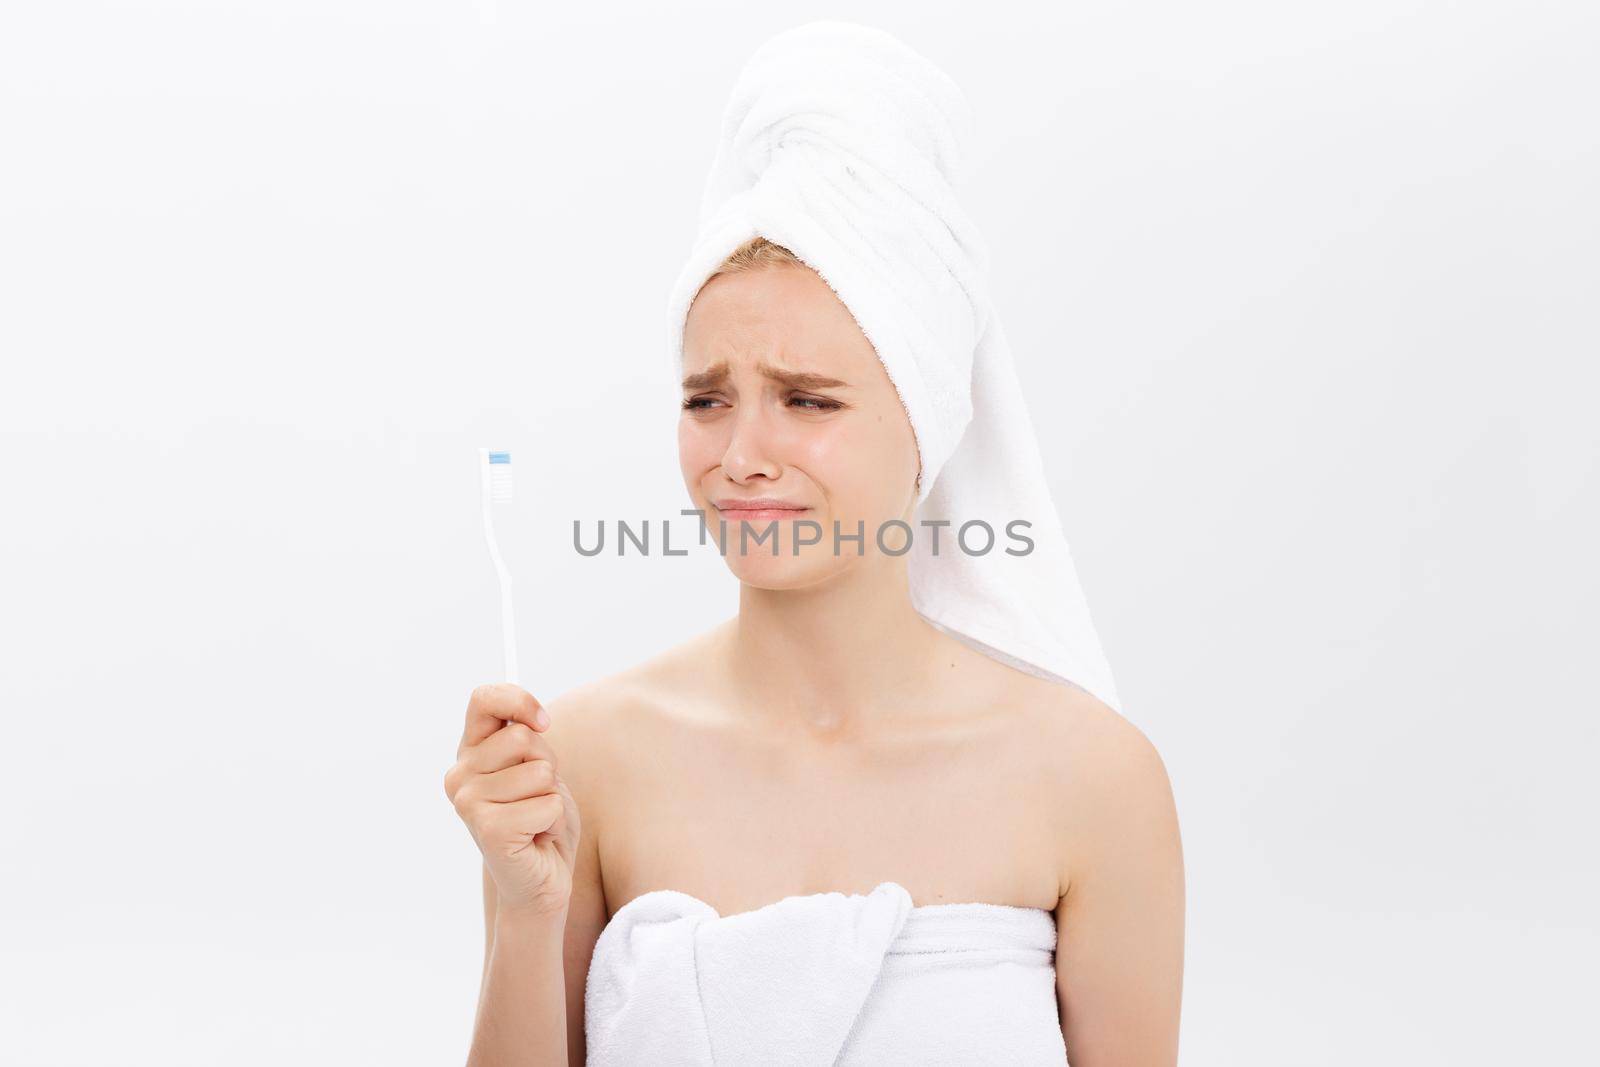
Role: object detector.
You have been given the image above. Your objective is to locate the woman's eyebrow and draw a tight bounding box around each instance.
[681,359,850,391]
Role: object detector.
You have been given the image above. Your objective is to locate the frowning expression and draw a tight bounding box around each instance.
[678,262,921,586]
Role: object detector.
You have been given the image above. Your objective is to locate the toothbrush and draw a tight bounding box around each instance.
[478,448,519,686]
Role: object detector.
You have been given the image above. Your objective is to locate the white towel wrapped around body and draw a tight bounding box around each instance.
[584,881,1069,1065]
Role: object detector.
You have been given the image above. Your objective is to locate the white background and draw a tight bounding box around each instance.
[3,3,1596,1064]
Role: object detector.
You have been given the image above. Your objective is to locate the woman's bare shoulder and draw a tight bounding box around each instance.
[1045,685,1163,762]
[1030,685,1171,803]
[1029,684,1178,894]
[537,621,730,761]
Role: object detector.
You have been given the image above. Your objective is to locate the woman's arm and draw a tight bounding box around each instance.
[469,692,611,1067]
[468,893,570,1067]
[1055,711,1186,1066]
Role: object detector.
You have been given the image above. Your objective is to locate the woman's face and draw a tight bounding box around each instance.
[678,263,921,589]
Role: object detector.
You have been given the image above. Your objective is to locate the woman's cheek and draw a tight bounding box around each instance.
[795,425,857,486]
[677,419,718,478]
[801,422,898,514]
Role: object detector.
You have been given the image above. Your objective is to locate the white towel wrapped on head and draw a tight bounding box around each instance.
[665,20,1122,712]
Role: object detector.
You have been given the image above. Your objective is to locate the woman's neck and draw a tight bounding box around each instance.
[719,560,969,739]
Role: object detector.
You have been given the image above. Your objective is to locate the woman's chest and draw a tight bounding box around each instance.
[594,719,1072,918]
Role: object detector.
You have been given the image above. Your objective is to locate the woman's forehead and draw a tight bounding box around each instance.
[683,267,883,381]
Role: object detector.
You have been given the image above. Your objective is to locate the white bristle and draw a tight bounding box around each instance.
[488,454,513,504]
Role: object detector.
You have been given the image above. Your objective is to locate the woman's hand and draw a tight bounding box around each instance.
[444,682,580,920]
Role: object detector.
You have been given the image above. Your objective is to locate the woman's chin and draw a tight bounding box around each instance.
[724,550,852,590]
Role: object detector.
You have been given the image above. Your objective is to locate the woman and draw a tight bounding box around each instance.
[445,23,1183,1067]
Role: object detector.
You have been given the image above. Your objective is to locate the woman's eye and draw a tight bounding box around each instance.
[683,395,840,412]
[790,395,841,411]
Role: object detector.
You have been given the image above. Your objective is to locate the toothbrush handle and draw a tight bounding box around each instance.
[499,573,519,686]
[480,476,519,686]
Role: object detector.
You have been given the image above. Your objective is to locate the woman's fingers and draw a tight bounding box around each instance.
[479,793,568,852]
[444,722,555,796]
[459,682,548,752]
[462,758,559,805]
[445,683,578,918]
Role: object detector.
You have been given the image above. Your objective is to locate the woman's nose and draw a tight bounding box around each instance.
[720,402,783,483]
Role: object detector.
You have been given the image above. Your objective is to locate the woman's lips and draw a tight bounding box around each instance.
[711,499,812,521]
[715,506,812,521]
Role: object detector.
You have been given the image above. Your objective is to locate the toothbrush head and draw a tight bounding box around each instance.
[481,448,513,505]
